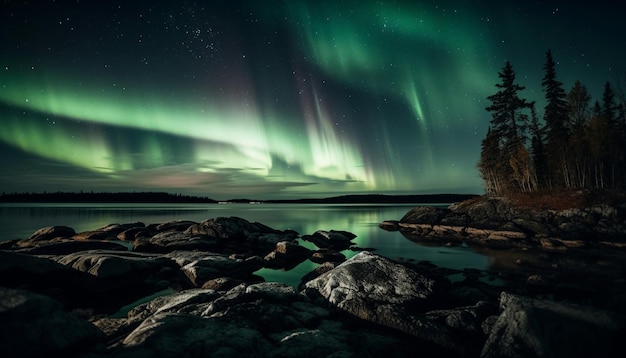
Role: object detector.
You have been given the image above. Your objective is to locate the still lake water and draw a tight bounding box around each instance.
[0,203,493,287]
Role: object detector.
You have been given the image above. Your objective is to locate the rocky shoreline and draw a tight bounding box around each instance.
[2,199,625,357]
[380,196,626,249]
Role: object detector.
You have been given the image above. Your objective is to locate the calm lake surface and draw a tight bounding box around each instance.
[0,203,494,287]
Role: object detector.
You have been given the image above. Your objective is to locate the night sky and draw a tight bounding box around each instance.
[1,0,623,200]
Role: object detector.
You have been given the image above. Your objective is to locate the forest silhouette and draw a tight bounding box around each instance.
[479,50,626,196]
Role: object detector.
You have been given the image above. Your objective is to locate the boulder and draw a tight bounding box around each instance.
[117,227,150,241]
[185,216,274,240]
[0,287,103,358]
[426,300,498,334]
[0,250,100,307]
[0,239,18,249]
[183,216,298,254]
[15,239,129,255]
[425,300,499,355]
[111,282,425,357]
[511,218,549,236]
[133,231,220,253]
[263,241,312,270]
[54,250,174,280]
[378,220,400,231]
[303,251,465,353]
[309,249,346,264]
[27,225,76,242]
[201,277,247,291]
[400,206,448,224]
[250,232,299,253]
[49,250,180,312]
[304,251,446,307]
[481,292,624,358]
[72,230,119,241]
[62,226,137,242]
[301,230,356,250]
[169,251,264,287]
[439,212,471,227]
[155,220,197,232]
[298,261,339,290]
[119,311,273,357]
[97,222,146,235]
[396,222,465,244]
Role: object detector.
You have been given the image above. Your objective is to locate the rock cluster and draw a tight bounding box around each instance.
[380,196,626,251]
[1,215,625,357]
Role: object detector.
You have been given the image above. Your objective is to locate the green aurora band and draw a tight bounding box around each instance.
[0,1,499,197]
[0,71,376,193]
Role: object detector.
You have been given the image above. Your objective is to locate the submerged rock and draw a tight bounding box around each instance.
[263,240,312,270]
[309,249,346,264]
[301,229,356,250]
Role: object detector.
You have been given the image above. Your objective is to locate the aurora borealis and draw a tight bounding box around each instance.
[1,1,623,199]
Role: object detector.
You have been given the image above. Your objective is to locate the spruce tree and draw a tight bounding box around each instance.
[486,61,530,144]
[529,104,547,190]
[601,82,624,187]
[602,82,617,122]
[483,61,532,194]
[566,81,592,188]
[588,101,610,188]
[541,50,570,188]
[567,80,591,130]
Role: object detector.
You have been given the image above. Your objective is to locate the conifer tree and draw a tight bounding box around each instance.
[486,61,530,144]
[600,82,624,187]
[482,61,532,194]
[588,101,610,188]
[529,104,546,190]
[478,52,625,195]
[541,50,570,188]
[566,81,592,188]
[602,82,618,123]
[567,80,591,130]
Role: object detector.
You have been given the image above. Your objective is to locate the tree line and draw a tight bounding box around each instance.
[478,50,626,196]
[0,191,217,203]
